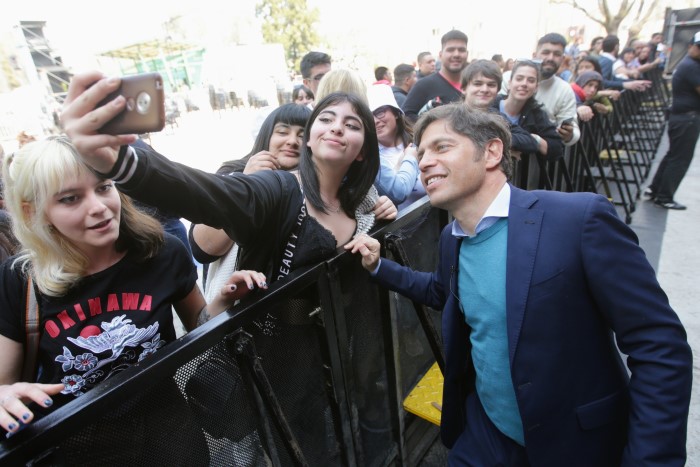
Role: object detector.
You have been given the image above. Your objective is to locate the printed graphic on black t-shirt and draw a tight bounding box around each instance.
[55,314,165,396]
[0,235,196,397]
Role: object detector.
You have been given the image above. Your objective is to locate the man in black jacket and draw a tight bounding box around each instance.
[402,30,468,122]
[646,32,700,210]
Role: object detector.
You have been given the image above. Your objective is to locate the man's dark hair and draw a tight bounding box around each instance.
[491,54,504,62]
[537,33,567,49]
[590,36,604,49]
[393,63,415,85]
[441,30,469,47]
[374,66,389,81]
[300,51,331,79]
[461,59,503,90]
[414,103,513,180]
[417,51,432,63]
[602,35,620,53]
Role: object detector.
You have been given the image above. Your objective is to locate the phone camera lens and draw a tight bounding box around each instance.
[136,92,151,114]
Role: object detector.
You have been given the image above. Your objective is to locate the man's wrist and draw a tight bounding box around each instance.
[370,259,382,276]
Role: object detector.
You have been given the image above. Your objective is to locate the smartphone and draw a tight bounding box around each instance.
[98,73,165,135]
[560,117,574,128]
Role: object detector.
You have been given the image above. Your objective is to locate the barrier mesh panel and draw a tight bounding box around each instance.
[386,208,444,396]
[41,284,341,466]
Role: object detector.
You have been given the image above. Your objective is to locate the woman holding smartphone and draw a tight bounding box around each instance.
[61,74,387,462]
[60,71,383,286]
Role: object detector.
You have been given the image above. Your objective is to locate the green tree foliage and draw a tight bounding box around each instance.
[256,0,320,69]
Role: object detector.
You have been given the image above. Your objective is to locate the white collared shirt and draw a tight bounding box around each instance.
[372,183,511,275]
[452,183,511,238]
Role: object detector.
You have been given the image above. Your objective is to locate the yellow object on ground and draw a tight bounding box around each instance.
[402,362,444,426]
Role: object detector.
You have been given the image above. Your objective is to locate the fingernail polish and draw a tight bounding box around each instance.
[248,284,254,290]
[8,423,16,431]
[262,282,268,287]
[44,399,53,407]
[22,413,30,421]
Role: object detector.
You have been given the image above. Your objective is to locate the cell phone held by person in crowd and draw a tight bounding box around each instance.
[98,73,165,135]
[560,117,574,128]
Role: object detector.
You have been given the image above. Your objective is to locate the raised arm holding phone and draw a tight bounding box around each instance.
[61,71,384,285]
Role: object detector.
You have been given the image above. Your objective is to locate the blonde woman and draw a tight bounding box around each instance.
[314,69,368,105]
[0,137,264,461]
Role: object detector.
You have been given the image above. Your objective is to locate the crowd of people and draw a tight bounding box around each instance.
[0,23,697,466]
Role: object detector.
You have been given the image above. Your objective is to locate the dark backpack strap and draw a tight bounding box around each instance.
[21,276,40,382]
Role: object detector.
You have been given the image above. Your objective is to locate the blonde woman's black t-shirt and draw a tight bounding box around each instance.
[0,234,196,399]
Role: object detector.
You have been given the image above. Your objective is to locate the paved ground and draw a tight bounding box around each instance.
[149,108,699,464]
[637,132,700,466]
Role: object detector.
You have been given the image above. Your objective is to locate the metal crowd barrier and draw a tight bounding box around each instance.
[0,201,450,467]
[0,70,670,467]
[513,68,668,224]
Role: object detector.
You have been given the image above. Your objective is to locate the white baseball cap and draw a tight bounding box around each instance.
[367,84,404,115]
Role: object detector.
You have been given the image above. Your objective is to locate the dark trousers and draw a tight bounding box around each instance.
[650,112,700,202]
[448,392,530,467]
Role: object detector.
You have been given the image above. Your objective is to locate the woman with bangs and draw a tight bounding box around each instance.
[216,102,312,176]
[191,102,395,301]
[192,103,312,301]
[0,137,262,461]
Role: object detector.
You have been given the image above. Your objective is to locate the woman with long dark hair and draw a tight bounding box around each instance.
[191,102,395,300]
[192,103,311,299]
[60,71,384,285]
[491,60,563,162]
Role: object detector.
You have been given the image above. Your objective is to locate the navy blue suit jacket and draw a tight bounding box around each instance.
[374,186,691,466]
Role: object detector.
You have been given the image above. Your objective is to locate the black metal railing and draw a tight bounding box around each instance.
[514,68,668,224]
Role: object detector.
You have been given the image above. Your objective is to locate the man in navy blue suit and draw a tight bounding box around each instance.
[346,104,692,466]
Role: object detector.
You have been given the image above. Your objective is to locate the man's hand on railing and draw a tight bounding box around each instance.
[0,382,63,436]
[577,105,595,122]
[345,234,381,273]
